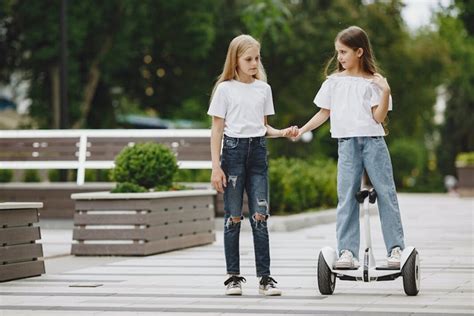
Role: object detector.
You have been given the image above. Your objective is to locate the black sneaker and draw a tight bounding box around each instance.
[224,275,246,295]
[259,276,282,296]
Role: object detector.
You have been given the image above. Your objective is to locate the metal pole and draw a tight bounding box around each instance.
[60,0,69,129]
[60,0,69,181]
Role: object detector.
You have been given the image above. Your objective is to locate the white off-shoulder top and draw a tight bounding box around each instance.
[314,75,392,138]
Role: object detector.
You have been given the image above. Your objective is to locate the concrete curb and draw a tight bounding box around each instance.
[268,208,337,232]
[214,207,379,232]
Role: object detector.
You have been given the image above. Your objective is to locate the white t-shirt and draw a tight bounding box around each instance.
[314,75,393,138]
[207,79,275,138]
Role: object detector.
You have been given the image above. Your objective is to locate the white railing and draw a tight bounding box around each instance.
[0,129,212,185]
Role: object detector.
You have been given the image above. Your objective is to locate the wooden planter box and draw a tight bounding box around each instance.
[71,189,216,256]
[0,182,232,219]
[456,165,474,197]
[0,183,115,219]
[0,202,45,282]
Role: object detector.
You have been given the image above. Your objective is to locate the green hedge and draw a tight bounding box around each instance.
[111,142,179,193]
[269,157,337,214]
[23,169,41,182]
[0,169,13,183]
[174,169,211,182]
[389,139,425,188]
[48,169,111,182]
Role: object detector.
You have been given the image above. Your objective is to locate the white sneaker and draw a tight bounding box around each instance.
[387,247,402,268]
[259,276,282,296]
[224,275,246,295]
[335,250,356,269]
[353,258,360,269]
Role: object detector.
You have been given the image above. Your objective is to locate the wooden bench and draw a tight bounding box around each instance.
[0,129,212,185]
[0,129,221,217]
[0,202,45,282]
[0,129,247,217]
[0,183,114,218]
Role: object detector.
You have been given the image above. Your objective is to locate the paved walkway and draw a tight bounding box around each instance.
[0,193,472,315]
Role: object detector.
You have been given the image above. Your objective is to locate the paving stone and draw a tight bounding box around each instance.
[0,193,472,315]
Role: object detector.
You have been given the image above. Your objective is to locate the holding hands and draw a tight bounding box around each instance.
[281,125,299,138]
[290,127,306,142]
[211,125,299,193]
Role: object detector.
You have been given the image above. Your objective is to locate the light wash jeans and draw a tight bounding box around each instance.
[221,135,271,277]
[337,136,405,259]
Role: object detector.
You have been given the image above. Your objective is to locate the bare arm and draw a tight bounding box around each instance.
[371,73,391,123]
[210,116,226,193]
[265,116,298,138]
[298,108,330,135]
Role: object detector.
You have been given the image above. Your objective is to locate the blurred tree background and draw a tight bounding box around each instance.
[0,0,472,194]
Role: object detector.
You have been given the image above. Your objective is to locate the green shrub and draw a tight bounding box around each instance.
[97,169,113,182]
[456,152,474,167]
[402,170,444,192]
[113,182,148,193]
[23,169,41,182]
[111,142,178,192]
[269,157,337,214]
[309,159,338,207]
[65,169,113,182]
[48,169,61,182]
[389,139,425,188]
[48,169,73,182]
[174,169,211,182]
[84,170,98,182]
[170,183,190,190]
[68,169,98,182]
[0,169,13,183]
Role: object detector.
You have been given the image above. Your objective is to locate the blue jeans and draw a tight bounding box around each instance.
[337,136,405,259]
[221,135,271,277]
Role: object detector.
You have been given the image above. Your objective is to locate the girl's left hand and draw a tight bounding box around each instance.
[291,129,303,142]
[281,126,299,138]
[372,73,390,92]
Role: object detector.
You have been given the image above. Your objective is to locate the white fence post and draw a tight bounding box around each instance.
[76,134,88,185]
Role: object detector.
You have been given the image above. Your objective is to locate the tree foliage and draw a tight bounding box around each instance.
[1,0,471,190]
[436,0,474,176]
[0,0,216,127]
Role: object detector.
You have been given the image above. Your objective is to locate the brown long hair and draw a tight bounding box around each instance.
[210,34,267,100]
[324,26,389,133]
[324,26,379,77]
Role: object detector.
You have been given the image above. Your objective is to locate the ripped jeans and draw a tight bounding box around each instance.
[221,135,271,277]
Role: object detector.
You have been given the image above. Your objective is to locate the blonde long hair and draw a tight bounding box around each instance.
[211,34,267,99]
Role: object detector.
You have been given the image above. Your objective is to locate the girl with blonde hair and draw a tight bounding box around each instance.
[208,34,297,296]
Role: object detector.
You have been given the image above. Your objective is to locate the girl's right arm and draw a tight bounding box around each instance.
[298,108,330,136]
[371,73,391,123]
[210,116,226,193]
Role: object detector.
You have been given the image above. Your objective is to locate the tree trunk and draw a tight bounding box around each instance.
[72,2,124,129]
[50,65,60,128]
[73,37,113,128]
